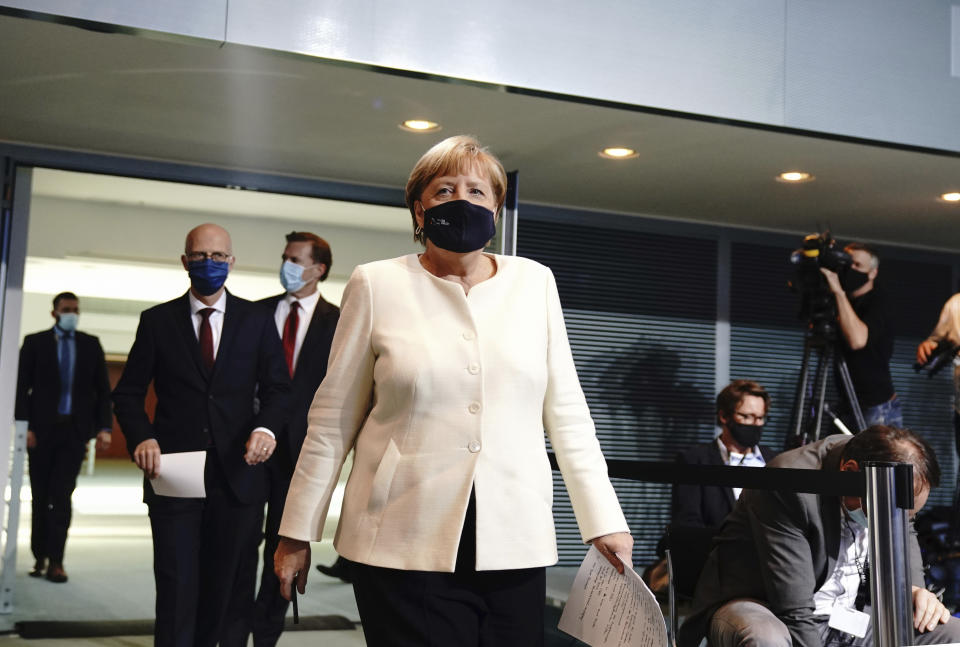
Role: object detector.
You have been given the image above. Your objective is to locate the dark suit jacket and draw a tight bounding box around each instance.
[112,291,291,505]
[15,328,111,439]
[672,439,778,528]
[678,434,926,647]
[258,292,339,475]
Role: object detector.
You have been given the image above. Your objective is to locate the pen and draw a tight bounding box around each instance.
[292,571,299,624]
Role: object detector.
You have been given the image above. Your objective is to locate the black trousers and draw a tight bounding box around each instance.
[27,419,86,565]
[351,493,546,647]
[248,461,291,647]
[147,454,262,647]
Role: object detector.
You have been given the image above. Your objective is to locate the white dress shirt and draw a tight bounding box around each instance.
[716,436,767,500]
[273,288,320,373]
[813,511,868,615]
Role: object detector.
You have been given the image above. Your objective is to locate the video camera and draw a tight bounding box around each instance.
[914,341,960,378]
[789,231,853,336]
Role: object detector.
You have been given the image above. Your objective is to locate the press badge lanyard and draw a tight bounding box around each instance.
[828,517,871,639]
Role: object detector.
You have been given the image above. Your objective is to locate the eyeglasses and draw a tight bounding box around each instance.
[733,411,765,424]
[185,251,231,263]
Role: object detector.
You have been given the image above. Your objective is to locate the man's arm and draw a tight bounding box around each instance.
[918,294,960,363]
[249,310,292,445]
[112,312,157,452]
[672,450,707,527]
[14,337,35,423]
[92,337,113,437]
[821,268,869,349]
[743,488,823,647]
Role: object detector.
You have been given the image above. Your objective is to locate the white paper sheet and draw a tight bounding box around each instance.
[559,545,668,647]
[149,451,206,498]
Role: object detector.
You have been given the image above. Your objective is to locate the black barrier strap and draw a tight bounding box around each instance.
[547,454,866,497]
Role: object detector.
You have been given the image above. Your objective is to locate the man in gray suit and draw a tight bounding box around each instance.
[679,426,960,647]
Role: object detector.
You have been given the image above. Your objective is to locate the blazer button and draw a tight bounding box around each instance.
[462,331,476,341]
[467,363,480,374]
[468,402,481,414]
[468,441,481,453]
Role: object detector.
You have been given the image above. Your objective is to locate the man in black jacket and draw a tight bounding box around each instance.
[113,224,291,647]
[672,379,777,528]
[16,291,112,583]
[248,231,340,647]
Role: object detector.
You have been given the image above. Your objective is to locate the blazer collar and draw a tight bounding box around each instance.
[175,292,209,379]
[819,443,848,582]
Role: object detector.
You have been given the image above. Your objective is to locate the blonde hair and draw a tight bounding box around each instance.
[404,135,507,245]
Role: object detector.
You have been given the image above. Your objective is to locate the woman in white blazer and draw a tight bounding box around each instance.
[275,135,631,645]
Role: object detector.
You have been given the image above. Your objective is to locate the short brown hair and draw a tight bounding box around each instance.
[404,135,508,245]
[841,424,940,490]
[285,231,332,281]
[716,379,770,426]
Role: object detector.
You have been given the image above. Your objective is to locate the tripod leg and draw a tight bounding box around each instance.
[836,354,866,432]
[789,338,815,446]
[810,344,830,442]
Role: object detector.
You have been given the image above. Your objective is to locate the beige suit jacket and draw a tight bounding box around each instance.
[279,254,629,572]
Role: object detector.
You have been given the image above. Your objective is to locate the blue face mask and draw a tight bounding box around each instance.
[56,313,78,332]
[280,260,308,294]
[187,258,230,296]
[422,200,497,253]
[845,502,868,528]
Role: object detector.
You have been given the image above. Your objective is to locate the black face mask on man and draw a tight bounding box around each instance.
[841,268,870,294]
[422,200,496,253]
[727,421,763,448]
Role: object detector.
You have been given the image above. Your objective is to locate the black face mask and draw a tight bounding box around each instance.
[841,268,870,294]
[422,200,496,253]
[728,421,763,448]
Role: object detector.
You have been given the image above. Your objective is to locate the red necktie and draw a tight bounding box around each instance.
[282,301,299,377]
[198,308,215,371]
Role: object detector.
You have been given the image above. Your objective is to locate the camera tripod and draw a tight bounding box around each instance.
[788,326,866,447]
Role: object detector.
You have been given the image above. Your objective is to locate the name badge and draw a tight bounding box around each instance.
[829,606,870,638]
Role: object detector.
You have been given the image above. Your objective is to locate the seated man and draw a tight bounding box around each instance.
[672,379,777,528]
[679,426,960,647]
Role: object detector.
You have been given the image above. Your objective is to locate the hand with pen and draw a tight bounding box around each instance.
[275,536,311,601]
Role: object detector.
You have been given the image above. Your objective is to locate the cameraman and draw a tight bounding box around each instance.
[917,293,960,454]
[820,242,901,427]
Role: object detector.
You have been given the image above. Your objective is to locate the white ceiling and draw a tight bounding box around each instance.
[3,13,960,250]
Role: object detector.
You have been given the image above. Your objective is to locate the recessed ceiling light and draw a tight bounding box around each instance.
[941,192,960,202]
[399,119,441,133]
[599,147,638,160]
[776,171,814,183]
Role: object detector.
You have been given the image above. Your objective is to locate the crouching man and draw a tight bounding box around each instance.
[679,425,960,647]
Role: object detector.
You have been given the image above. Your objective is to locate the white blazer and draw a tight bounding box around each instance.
[279,254,629,572]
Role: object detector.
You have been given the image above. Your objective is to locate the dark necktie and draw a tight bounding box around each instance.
[198,308,215,371]
[282,301,300,377]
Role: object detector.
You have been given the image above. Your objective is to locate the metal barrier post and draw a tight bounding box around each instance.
[866,461,913,647]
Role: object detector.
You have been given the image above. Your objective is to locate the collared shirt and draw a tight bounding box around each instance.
[273,289,320,375]
[53,325,75,415]
[188,290,227,359]
[716,436,766,500]
[813,510,868,616]
[188,290,274,440]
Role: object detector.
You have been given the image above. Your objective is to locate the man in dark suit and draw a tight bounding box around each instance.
[248,231,340,647]
[15,291,112,583]
[679,426,960,647]
[672,379,777,528]
[112,223,290,647]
